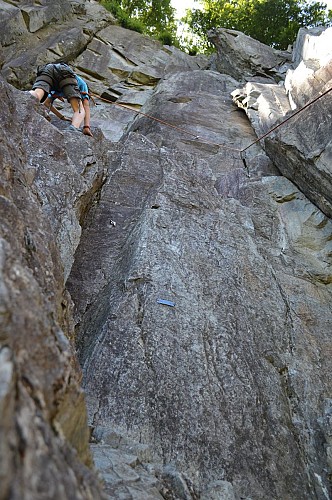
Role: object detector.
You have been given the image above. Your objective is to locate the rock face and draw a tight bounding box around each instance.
[1,1,332,500]
[209,28,292,83]
[68,66,332,500]
[232,27,332,220]
[0,81,107,499]
[0,0,114,89]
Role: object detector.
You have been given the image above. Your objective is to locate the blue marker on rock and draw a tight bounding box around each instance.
[157,299,176,307]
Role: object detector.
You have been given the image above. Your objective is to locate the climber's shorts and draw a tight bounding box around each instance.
[32,63,81,103]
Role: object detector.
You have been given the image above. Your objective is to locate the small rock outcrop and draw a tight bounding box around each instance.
[1,2,332,500]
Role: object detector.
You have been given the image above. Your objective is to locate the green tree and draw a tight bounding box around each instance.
[184,0,332,50]
[101,0,177,43]
[141,0,176,33]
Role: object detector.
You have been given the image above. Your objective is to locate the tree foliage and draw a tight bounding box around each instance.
[101,0,178,45]
[184,0,332,50]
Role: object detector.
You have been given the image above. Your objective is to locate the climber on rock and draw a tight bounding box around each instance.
[29,62,93,137]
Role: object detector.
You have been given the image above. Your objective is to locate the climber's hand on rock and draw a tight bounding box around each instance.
[83,126,93,137]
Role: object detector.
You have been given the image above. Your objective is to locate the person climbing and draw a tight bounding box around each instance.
[29,62,93,137]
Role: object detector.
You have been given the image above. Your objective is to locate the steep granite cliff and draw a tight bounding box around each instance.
[1,1,332,499]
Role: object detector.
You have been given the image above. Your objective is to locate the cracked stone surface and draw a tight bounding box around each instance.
[1,1,332,498]
[68,62,332,500]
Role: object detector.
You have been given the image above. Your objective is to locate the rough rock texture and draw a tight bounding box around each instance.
[72,24,208,141]
[19,0,72,33]
[264,92,332,220]
[0,80,107,499]
[231,81,292,136]
[1,1,332,499]
[284,26,332,108]
[0,0,114,88]
[232,26,332,220]
[209,28,292,83]
[0,0,29,47]
[67,67,332,500]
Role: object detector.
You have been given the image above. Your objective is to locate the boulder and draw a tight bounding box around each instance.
[12,88,110,280]
[74,24,208,100]
[208,27,292,83]
[292,26,332,70]
[200,481,236,500]
[70,25,208,141]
